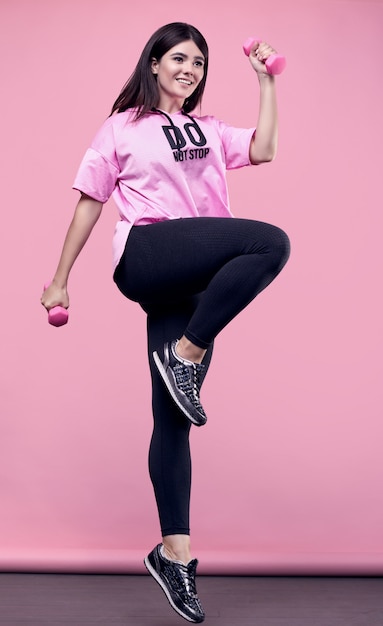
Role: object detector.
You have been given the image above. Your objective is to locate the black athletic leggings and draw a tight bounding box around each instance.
[113,217,290,536]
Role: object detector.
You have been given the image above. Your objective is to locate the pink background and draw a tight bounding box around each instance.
[1,0,382,574]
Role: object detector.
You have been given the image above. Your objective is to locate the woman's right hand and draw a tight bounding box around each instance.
[41,281,69,312]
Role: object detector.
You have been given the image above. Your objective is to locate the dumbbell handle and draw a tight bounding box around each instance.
[43,283,69,327]
[243,37,286,75]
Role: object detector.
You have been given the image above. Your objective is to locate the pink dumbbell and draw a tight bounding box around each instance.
[243,37,286,75]
[43,283,69,327]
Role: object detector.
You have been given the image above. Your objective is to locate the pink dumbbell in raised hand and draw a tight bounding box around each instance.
[243,37,286,75]
[44,283,69,327]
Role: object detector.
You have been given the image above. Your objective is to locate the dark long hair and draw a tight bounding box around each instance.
[110,22,209,119]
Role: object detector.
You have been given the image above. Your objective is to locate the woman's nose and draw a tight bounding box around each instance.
[183,62,193,74]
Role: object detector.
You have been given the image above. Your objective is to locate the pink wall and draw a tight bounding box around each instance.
[1,0,382,574]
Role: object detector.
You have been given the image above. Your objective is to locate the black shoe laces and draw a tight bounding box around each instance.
[173,362,205,411]
[164,560,201,606]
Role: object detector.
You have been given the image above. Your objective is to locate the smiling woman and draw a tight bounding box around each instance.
[110,22,209,120]
[151,42,206,114]
[41,21,289,624]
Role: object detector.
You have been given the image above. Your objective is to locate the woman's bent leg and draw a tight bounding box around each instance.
[114,217,290,350]
[114,217,289,427]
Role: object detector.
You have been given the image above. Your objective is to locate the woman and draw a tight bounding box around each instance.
[41,22,290,624]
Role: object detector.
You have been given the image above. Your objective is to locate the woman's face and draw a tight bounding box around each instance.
[151,39,205,113]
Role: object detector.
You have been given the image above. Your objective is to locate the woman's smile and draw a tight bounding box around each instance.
[176,78,193,86]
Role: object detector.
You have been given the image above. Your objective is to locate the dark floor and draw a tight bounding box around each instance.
[0,574,382,625]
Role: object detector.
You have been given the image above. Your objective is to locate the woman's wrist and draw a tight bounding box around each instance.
[256,72,275,85]
[52,275,68,290]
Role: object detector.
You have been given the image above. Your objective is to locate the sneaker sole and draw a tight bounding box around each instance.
[152,351,204,426]
[144,555,201,623]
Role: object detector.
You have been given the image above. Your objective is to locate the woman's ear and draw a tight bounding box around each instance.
[151,58,158,75]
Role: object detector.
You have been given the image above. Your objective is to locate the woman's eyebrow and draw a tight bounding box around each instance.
[170,52,205,61]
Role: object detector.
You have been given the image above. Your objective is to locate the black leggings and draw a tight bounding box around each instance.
[114,217,290,535]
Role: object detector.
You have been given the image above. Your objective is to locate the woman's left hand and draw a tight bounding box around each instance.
[247,41,277,75]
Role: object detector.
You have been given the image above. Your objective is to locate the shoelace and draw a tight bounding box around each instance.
[183,561,204,611]
[174,362,205,410]
[164,561,198,598]
[180,562,198,597]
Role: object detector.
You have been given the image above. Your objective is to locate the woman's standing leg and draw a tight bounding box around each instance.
[143,296,212,624]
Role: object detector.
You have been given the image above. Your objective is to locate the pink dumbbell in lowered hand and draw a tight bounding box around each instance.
[243,37,286,75]
[43,283,69,327]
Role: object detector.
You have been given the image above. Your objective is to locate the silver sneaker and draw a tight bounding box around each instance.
[144,544,205,623]
[153,340,207,426]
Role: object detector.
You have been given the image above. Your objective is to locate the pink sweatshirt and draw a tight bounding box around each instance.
[73,108,255,270]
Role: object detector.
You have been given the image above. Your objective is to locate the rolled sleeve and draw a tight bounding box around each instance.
[73,148,119,202]
[214,119,256,170]
[73,117,120,202]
